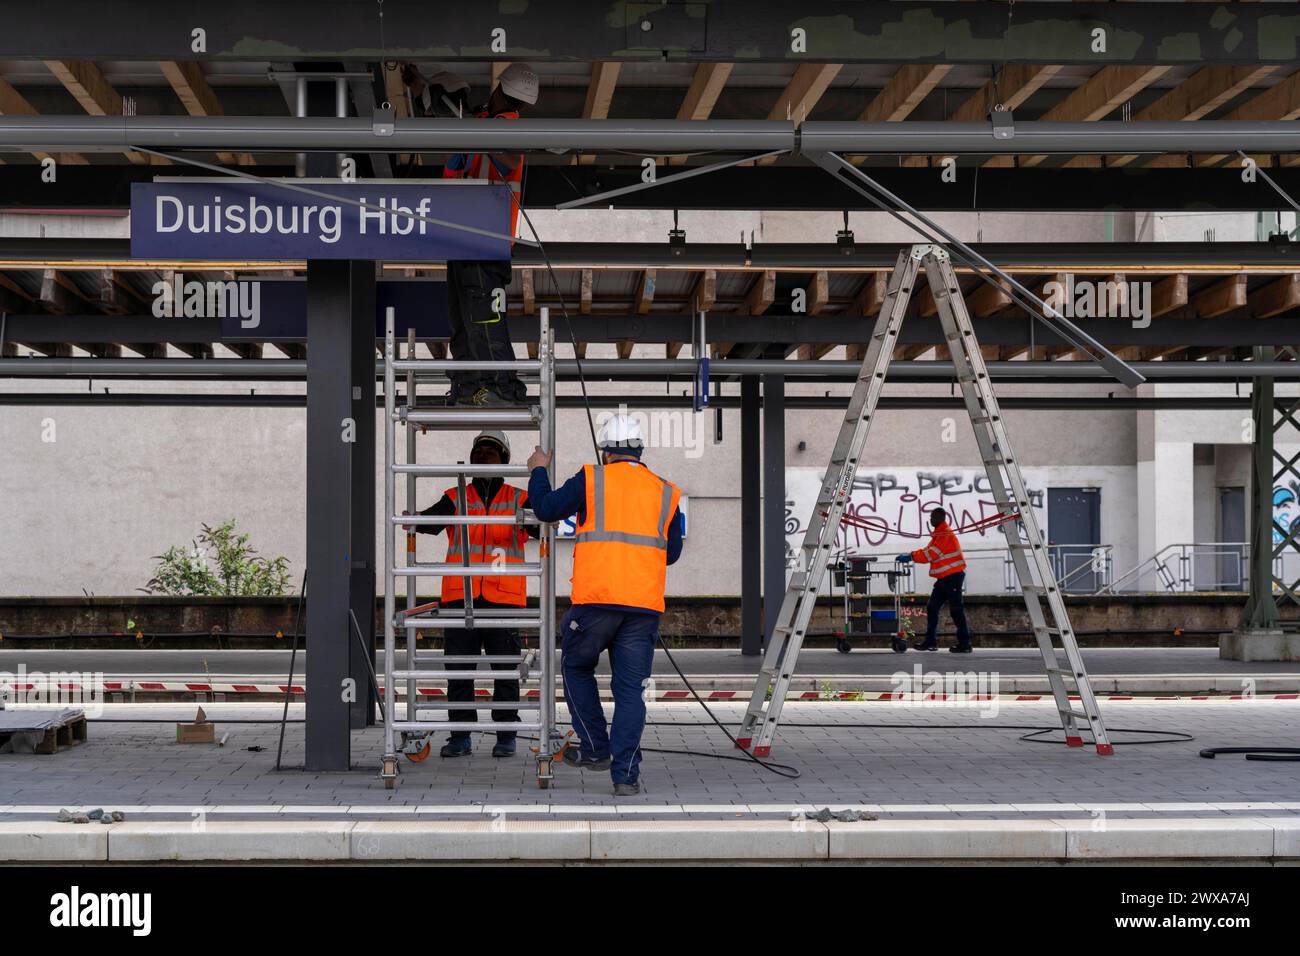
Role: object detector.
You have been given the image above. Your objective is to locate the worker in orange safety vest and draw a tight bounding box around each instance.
[411,430,539,758]
[896,507,973,653]
[402,62,540,408]
[525,413,685,796]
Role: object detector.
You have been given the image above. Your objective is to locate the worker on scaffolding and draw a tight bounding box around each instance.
[412,431,539,758]
[526,414,684,796]
[897,507,973,653]
[404,62,539,408]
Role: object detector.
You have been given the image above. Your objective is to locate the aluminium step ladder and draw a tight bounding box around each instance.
[380,306,560,789]
[736,245,1113,758]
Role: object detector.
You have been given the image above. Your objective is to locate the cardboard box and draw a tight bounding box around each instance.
[176,706,215,744]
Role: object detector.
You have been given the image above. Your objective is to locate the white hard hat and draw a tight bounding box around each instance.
[472,430,511,462]
[427,70,469,94]
[497,62,539,106]
[597,413,644,451]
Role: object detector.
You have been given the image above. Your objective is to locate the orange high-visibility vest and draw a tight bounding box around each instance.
[571,462,682,613]
[441,482,529,606]
[911,521,967,579]
[442,109,523,239]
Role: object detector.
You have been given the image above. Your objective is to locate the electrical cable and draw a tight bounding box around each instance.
[509,182,601,456]
[274,570,306,771]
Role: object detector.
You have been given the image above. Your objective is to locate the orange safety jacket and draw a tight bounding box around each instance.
[442,109,524,239]
[441,482,530,606]
[571,462,682,613]
[911,521,967,579]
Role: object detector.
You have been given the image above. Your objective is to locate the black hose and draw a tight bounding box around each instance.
[1199,746,1300,762]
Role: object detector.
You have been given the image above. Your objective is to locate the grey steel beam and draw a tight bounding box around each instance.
[304,259,355,771]
[347,261,377,731]
[0,115,794,155]
[4,358,1300,380]
[0,392,1268,411]
[3,2,1296,65]
[799,122,1300,157]
[2,116,1299,157]
[6,238,1297,269]
[741,375,761,656]
[13,314,1300,349]
[762,371,785,649]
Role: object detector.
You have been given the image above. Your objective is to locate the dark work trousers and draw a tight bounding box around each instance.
[560,605,659,786]
[445,259,526,402]
[440,598,521,740]
[924,571,972,648]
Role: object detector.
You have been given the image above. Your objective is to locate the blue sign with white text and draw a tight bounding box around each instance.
[130,179,513,261]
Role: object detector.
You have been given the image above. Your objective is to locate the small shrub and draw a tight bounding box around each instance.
[142,520,292,596]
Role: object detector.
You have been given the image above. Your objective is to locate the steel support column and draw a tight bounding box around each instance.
[304,259,355,770]
[762,372,786,648]
[741,375,761,656]
[347,262,377,729]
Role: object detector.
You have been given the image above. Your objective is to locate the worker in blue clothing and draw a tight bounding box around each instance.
[525,413,684,796]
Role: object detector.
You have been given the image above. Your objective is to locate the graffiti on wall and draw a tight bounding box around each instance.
[1273,483,1300,547]
[784,468,1047,568]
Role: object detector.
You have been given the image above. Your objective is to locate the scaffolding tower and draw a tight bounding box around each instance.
[380,307,559,789]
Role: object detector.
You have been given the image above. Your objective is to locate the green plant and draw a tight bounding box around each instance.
[142,519,292,596]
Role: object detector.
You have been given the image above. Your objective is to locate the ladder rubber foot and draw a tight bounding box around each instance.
[1065,735,1085,748]
[1096,743,1114,756]
[753,746,771,758]
[734,737,751,750]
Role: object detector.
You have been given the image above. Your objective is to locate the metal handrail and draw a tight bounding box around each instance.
[1099,541,1249,595]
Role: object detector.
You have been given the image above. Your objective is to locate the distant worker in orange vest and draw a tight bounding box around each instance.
[403,62,540,407]
[412,431,538,758]
[897,507,973,653]
[526,413,685,796]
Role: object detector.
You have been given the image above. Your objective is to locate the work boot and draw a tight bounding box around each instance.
[612,781,641,796]
[491,735,517,758]
[913,640,938,651]
[439,736,472,758]
[949,644,973,654]
[466,387,516,407]
[563,748,611,771]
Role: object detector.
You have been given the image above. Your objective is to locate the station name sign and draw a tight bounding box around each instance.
[130,179,513,261]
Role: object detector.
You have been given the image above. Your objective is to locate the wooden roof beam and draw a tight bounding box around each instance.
[159,61,252,165]
[575,62,620,165]
[905,64,1060,168]
[44,60,167,165]
[0,76,88,165]
[669,63,733,166]
[756,64,841,165]
[988,65,1171,169]
[854,64,952,166]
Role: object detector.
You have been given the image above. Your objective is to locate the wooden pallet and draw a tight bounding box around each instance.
[0,710,88,754]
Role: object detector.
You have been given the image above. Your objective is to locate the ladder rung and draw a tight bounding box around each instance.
[402,617,543,630]
[413,701,541,710]
[1060,707,1097,722]
[399,407,541,429]
[393,670,533,682]
[394,721,541,732]
[413,655,538,664]
[392,359,541,373]
[390,671,533,686]
[393,514,534,526]
[395,564,542,577]
[392,464,532,478]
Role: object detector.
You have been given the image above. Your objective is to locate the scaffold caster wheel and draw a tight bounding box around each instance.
[404,741,432,762]
[891,637,908,654]
[381,758,398,790]
[836,638,852,654]
[537,759,552,789]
